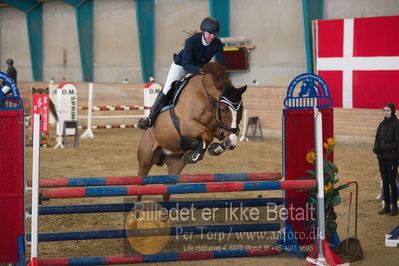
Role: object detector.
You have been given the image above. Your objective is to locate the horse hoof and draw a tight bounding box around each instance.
[207,142,224,156]
[183,151,200,164]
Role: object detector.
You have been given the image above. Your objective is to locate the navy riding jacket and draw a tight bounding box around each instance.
[173,33,225,74]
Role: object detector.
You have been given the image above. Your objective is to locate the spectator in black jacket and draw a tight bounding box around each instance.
[6,58,17,86]
[373,102,399,216]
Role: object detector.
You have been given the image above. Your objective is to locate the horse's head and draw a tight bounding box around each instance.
[298,83,307,97]
[215,84,247,150]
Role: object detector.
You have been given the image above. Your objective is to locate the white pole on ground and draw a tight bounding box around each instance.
[80,82,95,139]
[30,114,40,260]
[314,108,326,262]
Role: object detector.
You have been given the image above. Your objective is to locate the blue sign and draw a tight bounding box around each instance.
[284,73,333,109]
[0,72,22,110]
[0,72,19,97]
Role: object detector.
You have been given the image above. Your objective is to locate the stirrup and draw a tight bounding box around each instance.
[137,118,151,129]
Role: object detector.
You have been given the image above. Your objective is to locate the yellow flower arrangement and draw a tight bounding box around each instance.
[306,150,316,164]
[304,138,348,238]
[324,182,333,192]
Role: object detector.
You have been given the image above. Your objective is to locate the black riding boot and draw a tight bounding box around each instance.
[390,204,398,216]
[137,92,168,129]
[378,203,391,215]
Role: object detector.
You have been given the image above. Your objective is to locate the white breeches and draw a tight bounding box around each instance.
[162,62,187,95]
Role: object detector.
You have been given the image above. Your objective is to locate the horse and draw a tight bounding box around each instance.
[137,62,247,200]
[298,80,318,97]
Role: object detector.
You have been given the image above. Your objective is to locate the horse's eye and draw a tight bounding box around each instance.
[221,108,227,113]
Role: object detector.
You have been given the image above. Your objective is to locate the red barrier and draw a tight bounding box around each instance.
[0,109,25,263]
[283,108,334,246]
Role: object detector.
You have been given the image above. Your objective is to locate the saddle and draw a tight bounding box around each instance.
[161,74,195,109]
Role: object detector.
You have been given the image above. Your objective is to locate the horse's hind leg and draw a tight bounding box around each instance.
[137,130,161,201]
[163,155,186,202]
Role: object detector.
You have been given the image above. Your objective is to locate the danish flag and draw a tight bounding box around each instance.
[315,15,399,109]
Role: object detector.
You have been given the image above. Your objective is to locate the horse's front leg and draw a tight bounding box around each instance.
[182,132,213,164]
[208,142,227,156]
[183,140,207,164]
[208,133,238,156]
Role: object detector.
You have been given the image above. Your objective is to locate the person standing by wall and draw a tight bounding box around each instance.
[373,102,399,216]
[6,58,17,86]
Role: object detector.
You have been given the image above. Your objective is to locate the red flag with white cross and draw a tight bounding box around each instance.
[315,15,399,109]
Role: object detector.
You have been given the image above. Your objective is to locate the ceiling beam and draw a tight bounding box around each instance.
[2,0,40,13]
[62,0,94,81]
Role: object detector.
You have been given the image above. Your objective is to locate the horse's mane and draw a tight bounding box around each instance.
[201,62,231,90]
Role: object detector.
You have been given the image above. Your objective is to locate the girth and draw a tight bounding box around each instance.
[169,107,201,152]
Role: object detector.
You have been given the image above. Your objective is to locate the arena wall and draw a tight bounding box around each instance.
[1,0,399,87]
[19,81,380,139]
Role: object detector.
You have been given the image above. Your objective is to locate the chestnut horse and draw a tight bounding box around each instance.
[137,62,247,199]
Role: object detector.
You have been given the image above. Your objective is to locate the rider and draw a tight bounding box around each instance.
[137,17,225,130]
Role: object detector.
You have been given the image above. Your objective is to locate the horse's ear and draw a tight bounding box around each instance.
[238,85,247,95]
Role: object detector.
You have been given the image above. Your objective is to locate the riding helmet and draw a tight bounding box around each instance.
[6,58,14,65]
[200,17,220,34]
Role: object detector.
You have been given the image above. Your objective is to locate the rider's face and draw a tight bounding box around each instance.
[203,31,217,43]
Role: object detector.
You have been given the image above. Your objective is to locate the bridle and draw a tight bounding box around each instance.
[202,74,242,138]
[215,97,242,133]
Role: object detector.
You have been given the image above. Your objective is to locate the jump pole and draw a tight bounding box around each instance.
[310,109,326,263]
[37,248,280,266]
[79,124,139,129]
[41,180,316,199]
[29,223,281,242]
[30,114,41,262]
[79,105,147,111]
[35,198,284,215]
[33,172,282,188]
